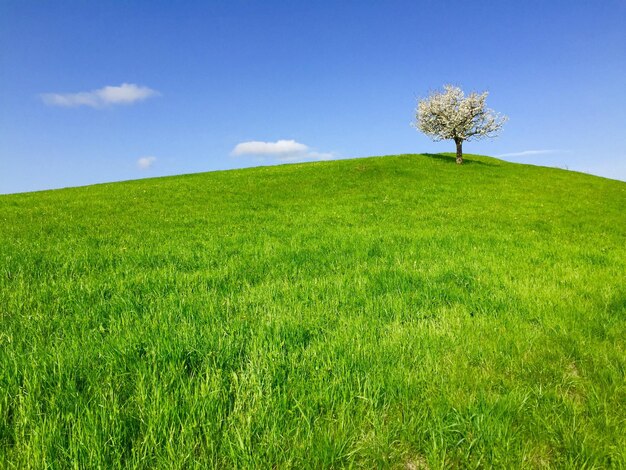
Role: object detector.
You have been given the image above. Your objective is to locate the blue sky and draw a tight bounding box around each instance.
[1,0,625,194]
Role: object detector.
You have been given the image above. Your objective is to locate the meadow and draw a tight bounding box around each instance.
[1,153,625,468]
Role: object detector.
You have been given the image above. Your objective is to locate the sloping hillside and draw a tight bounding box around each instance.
[1,154,625,468]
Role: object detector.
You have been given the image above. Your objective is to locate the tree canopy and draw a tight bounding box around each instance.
[415,85,507,164]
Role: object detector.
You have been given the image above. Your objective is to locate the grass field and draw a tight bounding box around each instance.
[1,153,625,468]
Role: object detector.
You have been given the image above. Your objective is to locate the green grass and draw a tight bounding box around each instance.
[1,153,625,468]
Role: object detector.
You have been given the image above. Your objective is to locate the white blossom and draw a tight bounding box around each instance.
[414,85,507,163]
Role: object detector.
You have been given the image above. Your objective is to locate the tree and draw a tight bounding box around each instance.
[414,85,507,164]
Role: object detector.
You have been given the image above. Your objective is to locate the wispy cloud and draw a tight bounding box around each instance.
[137,156,156,170]
[231,139,335,162]
[497,149,567,158]
[41,83,159,108]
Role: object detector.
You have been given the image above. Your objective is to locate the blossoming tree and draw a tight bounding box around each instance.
[414,85,507,164]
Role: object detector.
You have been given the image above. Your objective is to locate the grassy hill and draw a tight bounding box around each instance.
[1,153,625,468]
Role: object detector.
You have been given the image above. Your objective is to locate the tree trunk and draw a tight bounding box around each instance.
[455,139,463,164]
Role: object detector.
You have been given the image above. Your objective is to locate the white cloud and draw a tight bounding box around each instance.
[137,156,156,170]
[496,149,567,158]
[231,139,336,162]
[41,83,159,108]
[232,139,308,156]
